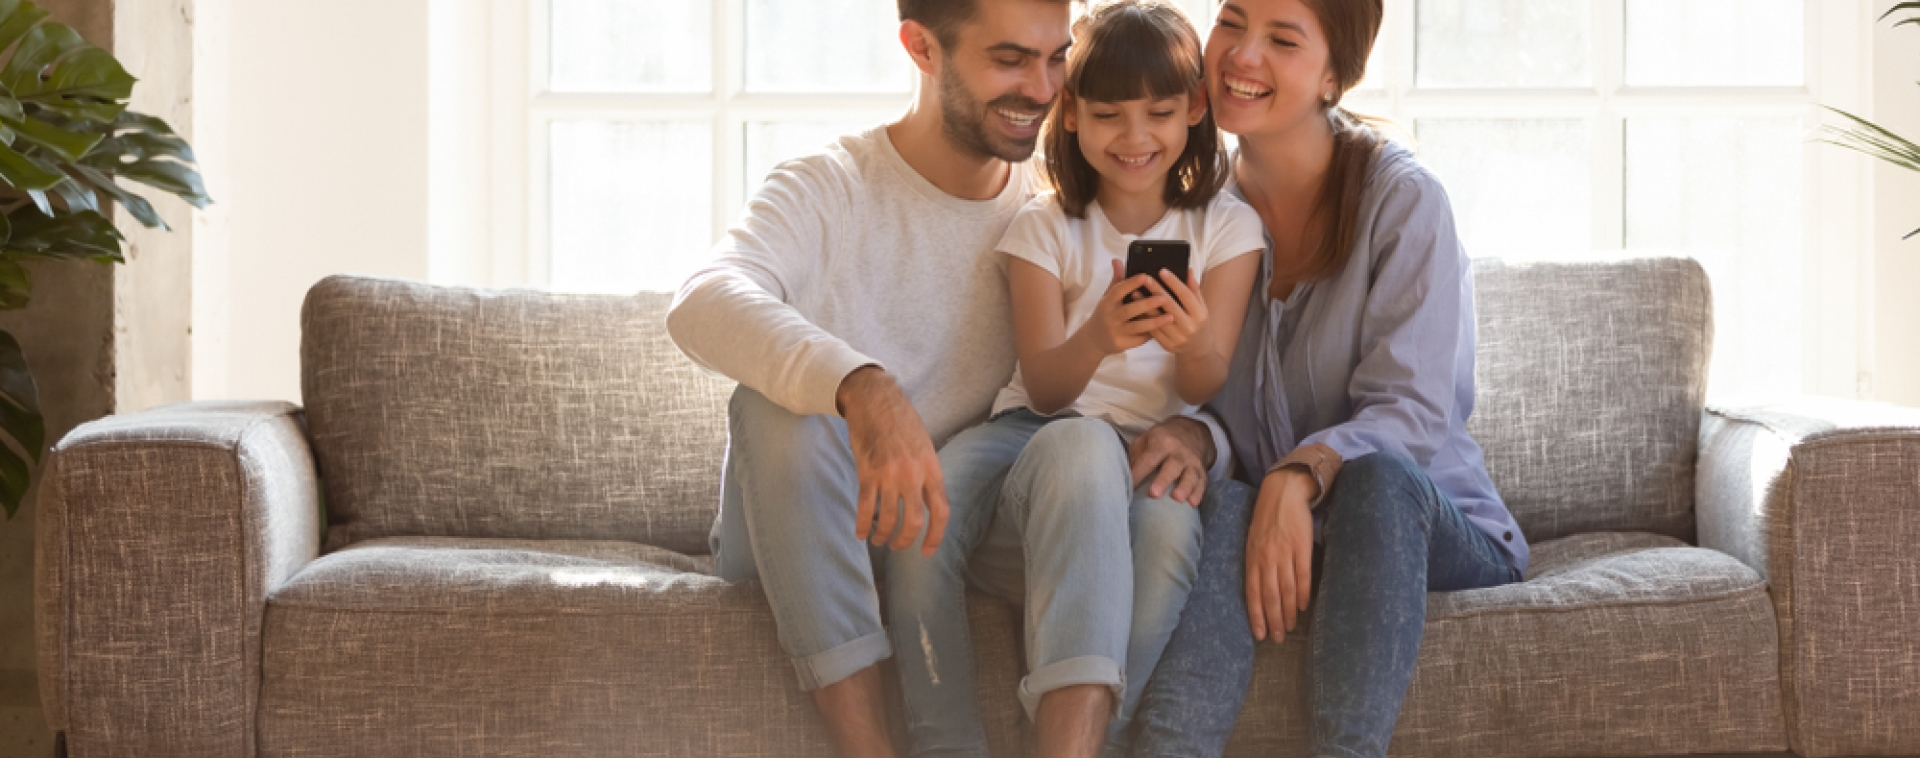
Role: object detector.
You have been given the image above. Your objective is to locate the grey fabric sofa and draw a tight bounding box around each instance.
[35,257,1920,758]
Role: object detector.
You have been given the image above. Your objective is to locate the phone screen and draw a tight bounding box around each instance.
[1124,239,1192,316]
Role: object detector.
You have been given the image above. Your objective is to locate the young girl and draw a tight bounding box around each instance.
[886,1,1264,754]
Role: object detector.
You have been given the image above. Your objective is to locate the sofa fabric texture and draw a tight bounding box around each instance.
[249,532,1782,758]
[301,276,734,555]
[1696,399,1920,757]
[37,401,320,758]
[257,537,1028,758]
[1467,258,1711,545]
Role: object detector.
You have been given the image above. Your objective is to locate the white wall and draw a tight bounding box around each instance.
[1873,8,1920,407]
[218,0,431,402]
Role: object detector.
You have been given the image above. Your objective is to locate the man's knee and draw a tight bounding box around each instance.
[727,386,854,482]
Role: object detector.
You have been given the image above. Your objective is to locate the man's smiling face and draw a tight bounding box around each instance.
[933,0,1072,162]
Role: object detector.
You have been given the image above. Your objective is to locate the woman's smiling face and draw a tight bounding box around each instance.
[1203,0,1338,139]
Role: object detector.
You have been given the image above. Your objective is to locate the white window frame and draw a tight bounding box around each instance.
[484,0,910,290]
[1341,0,1872,399]
[458,0,1874,399]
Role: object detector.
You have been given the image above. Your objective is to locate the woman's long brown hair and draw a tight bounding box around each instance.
[1274,0,1388,284]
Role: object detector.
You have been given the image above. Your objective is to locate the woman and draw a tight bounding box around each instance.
[1125,1,1531,756]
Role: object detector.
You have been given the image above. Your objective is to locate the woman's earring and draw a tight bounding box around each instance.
[1322,91,1334,104]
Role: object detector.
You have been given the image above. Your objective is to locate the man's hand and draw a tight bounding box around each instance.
[1245,468,1315,643]
[1128,415,1215,507]
[837,366,949,556]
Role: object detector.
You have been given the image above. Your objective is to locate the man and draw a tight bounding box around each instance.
[668,1,1222,755]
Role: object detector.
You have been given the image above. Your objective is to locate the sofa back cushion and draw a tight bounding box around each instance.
[1467,257,1712,544]
[302,276,733,554]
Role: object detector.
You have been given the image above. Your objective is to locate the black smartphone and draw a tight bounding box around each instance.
[1124,239,1192,317]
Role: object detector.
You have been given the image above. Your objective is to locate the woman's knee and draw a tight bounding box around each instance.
[1322,451,1432,533]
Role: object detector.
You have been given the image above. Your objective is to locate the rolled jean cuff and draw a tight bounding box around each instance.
[792,629,893,692]
[1017,655,1124,720]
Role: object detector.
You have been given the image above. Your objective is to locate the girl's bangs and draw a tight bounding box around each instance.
[1069,8,1202,104]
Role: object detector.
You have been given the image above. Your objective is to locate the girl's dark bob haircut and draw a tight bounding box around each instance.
[1042,0,1227,218]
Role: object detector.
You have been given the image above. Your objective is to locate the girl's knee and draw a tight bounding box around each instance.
[1025,418,1126,467]
[1132,499,1202,577]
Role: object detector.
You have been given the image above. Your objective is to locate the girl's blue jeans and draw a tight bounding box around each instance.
[1130,452,1522,758]
[886,409,1204,758]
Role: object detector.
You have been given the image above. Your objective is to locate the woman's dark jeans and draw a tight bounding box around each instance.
[1129,452,1523,758]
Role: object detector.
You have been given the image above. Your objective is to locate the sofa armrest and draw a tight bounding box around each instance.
[1696,398,1920,758]
[36,401,321,758]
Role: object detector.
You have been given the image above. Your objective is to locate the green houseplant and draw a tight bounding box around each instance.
[0,0,209,519]
[1821,2,1920,238]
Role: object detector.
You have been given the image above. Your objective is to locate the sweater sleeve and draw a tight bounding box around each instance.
[1293,170,1468,489]
[667,157,880,418]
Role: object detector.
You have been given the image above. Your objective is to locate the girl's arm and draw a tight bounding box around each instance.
[1148,251,1261,405]
[1008,256,1174,414]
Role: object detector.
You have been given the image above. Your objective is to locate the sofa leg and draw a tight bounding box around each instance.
[53,732,66,758]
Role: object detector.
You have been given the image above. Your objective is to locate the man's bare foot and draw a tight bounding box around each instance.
[1035,683,1113,758]
[813,665,897,758]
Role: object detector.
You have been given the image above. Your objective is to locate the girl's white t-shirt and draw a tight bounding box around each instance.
[991,191,1267,439]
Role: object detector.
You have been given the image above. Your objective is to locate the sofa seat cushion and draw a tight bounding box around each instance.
[259,537,1027,758]
[1226,532,1786,757]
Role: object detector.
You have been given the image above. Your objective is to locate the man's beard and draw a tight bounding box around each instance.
[938,61,1048,163]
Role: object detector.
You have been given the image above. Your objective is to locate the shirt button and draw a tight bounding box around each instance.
[1503,531,1513,542]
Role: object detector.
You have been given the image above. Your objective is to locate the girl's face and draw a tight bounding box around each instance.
[1203,0,1338,139]
[1063,90,1207,201]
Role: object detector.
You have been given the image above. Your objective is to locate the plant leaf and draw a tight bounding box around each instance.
[0,327,41,518]
[2,22,133,124]
[69,162,161,229]
[76,112,209,209]
[0,141,61,190]
[1873,1,1920,20]
[2,207,122,262]
[0,257,27,309]
[3,111,99,160]
[48,173,95,213]
[0,0,48,59]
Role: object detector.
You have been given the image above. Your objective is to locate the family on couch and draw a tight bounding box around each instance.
[666,0,1529,756]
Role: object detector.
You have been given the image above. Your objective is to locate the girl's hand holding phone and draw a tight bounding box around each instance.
[1140,269,1211,356]
[1083,259,1176,356]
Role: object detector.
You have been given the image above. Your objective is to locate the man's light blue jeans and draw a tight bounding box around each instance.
[708,386,896,692]
[886,409,1204,758]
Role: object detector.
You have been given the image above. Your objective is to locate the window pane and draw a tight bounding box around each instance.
[1415,119,1590,258]
[550,0,712,93]
[1624,0,1802,87]
[1626,116,1804,399]
[746,0,912,93]
[1416,0,1590,88]
[550,121,713,293]
[745,121,868,190]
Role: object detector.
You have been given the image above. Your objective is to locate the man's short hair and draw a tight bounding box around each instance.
[898,0,977,47]
[899,0,1069,49]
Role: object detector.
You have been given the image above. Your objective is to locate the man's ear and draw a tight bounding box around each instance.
[1188,86,1208,127]
[901,20,939,75]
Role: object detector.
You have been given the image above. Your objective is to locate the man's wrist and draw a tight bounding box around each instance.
[1170,415,1217,469]
[835,364,888,417]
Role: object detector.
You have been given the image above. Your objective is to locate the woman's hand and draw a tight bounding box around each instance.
[1142,269,1213,357]
[1079,259,1175,356]
[1245,468,1317,642]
